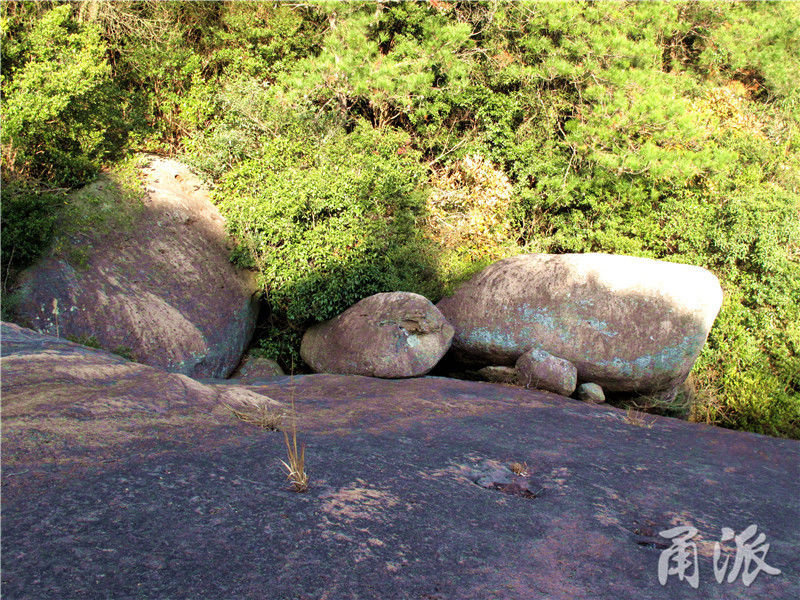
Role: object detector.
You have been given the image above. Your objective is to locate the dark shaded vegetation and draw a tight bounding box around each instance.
[1,1,798,438]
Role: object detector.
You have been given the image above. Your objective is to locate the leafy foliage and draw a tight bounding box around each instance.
[1,4,126,185]
[0,183,60,270]
[214,121,438,337]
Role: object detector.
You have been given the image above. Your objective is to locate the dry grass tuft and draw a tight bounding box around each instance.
[686,371,730,426]
[623,407,656,429]
[509,461,529,476]
[280,397,308,492]
[224,398,284,431]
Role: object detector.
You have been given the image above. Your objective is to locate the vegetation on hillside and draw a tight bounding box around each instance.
[2,1,798,438]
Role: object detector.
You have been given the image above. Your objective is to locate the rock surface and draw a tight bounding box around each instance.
[0,322,284,468]
[577,382,606,403]
[437,253,723,394]
[516,346,578,396]
[3,322,798,600]
[301,292,454,378]
[476,365,519,384]
[10,156,258,378]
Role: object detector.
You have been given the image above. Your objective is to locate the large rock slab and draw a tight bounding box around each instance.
[10,156,258,378]
[0,322,283,469]
[301,292,454,378]
[3,323,797,600]
[437,253,723,394]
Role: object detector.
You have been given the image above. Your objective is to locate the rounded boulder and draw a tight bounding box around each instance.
[437,253,723,394]
[231,354,285,382]
[11,157,258,378]
[300,292,454,378]
[576,382,606,403]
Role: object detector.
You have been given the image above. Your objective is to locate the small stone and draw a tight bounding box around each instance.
[516,347,577,396]
[231,355,284,382]
[576,382,605,403]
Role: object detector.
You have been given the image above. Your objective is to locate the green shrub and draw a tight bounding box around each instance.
[213,121,440,367]
[0,184,61,270]
[699,2,800,114]
[1,5,126,186]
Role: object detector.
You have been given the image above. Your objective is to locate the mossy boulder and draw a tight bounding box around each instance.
[10,156,258,378]
[438,253,723,395]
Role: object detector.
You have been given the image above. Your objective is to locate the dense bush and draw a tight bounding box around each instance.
[1,4,127,185]
[212,121,439,366]
[0,183,60,270]
[2,1,797,437]
[1,2,128,282]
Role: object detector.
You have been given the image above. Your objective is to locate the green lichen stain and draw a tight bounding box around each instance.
[583,317,618,338]
[463,327,519,354]
[518,305,559,330]
[596,335,700,378]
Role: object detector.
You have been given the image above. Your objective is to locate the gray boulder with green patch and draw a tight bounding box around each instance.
[437,253,723,395]
[301,292,454,378]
